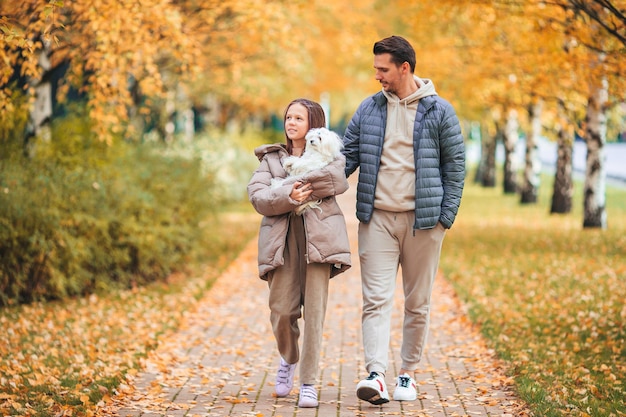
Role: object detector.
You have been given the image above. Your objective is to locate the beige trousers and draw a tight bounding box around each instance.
[268,213,330,385]
[358,209,446,375]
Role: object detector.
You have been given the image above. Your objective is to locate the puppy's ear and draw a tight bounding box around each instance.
[329,131,344,155]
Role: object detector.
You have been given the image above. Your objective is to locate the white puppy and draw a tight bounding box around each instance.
[283,127,344,176]
[274,127,344,215]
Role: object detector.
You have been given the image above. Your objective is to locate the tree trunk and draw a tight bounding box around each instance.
[474,134,485,184]
[474,124,486,184]
[550,100,574,214]
[520,99,542,204]
[583,79,608,229]
[23,38,53,158]
[164,89,176,143]
[128,77,145,140]
[482,123,499,188]
[502,108,519,194]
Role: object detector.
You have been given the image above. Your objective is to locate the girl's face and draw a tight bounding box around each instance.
[284,103,309,142]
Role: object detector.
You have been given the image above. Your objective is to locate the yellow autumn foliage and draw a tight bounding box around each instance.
[3,1,622,142]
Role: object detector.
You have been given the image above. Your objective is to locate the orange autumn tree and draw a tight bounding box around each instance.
[172,0,306,127]
[391,1,531,191]
[516,0,626,227]
[1,0,384,145]
[1,1,195,143]
[548,0,626,228]
[1,0,200,146]
[180,0,380,127]
[283,0,380,123]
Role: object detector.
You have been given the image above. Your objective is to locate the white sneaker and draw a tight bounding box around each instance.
[393,373,417,401]
[298,384,319,408]
[356,372,389,405]
[275,357,296,397]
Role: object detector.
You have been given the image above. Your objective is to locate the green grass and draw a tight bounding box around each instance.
[441,172,626,416]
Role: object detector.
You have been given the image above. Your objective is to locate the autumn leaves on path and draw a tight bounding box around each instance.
[98,188,530,417]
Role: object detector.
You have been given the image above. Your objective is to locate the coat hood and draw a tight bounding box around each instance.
[382,75,437,104]
[254,143,288,161]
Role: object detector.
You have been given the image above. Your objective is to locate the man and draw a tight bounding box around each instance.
[342,35,465,404]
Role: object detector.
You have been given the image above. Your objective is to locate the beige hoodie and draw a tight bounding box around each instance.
[374,76,437,212]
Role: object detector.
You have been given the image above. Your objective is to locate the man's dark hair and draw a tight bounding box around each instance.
[373,35,416,73]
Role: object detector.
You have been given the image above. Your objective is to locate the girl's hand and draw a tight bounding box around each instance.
[290,181,313,203]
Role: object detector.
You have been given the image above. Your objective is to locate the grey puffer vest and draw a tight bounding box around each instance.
[343,91,465,229]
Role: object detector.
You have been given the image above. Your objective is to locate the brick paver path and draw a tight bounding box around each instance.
[99,180,528,417]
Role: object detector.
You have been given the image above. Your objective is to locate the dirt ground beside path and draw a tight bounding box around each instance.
[97,182,531,417]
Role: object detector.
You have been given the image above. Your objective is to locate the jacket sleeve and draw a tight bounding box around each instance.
[438,103,465,229]
[302,154,349,200]
[342,108,361,178]
[247,155,301,217]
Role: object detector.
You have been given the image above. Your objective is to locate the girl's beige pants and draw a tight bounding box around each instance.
[268,213,330,385]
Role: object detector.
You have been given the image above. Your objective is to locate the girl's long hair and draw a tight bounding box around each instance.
[283,98,326,155]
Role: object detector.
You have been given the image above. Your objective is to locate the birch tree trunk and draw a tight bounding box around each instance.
[583,79,608,228]
[474,133,485,184]
[550,100,574,214]
[520,99,542,204]
[474,124,487,184]
[502,108,519,194]
[481,123,499,188]
[23,38,52,158]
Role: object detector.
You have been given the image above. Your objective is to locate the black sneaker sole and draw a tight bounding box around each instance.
[357,386,389,405]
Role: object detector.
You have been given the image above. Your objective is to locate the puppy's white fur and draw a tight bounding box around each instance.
[283,127,344,176]
[273,127,344,215]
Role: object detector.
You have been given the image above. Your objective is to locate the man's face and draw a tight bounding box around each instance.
[374,53,406,96]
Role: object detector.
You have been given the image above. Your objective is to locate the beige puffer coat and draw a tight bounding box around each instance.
[247,143,351,280]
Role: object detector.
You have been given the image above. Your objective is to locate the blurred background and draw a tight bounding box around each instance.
[1,2,625,416]
[1,0,625,304]
[1,0,625,302]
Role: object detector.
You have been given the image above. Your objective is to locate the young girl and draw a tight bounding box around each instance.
[247,98,351,408]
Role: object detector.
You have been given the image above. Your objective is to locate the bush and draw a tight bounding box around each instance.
[0,148,218,304]
[0,115,229,305]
